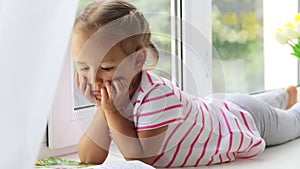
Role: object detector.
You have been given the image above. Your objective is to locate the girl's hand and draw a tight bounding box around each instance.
[101,79,132,116]
[75,72,96,104]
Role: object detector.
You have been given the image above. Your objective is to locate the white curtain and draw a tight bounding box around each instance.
[0,0,78,168]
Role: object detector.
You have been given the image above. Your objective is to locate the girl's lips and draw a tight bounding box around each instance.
[92,90,101,100]
[93,90,101,96]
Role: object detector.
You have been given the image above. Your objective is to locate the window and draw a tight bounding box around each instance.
[181,0,212,97]
[212,0,299,93]
[41,0,299,158]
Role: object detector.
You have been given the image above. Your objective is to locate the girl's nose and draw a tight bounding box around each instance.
[95,77,103,84]
[93,76,104,89]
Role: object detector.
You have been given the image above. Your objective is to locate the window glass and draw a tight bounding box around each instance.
[212,0,264,93]
[129,0,172,79]
[73,0,94,108]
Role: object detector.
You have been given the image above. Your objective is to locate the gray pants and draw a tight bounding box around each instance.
[224,89,300,146]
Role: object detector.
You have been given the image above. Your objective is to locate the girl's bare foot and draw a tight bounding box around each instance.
[285,86,298,109]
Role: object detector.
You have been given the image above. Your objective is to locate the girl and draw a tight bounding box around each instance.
[71,0,300,167]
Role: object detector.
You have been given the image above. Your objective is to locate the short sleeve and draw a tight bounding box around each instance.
[135,85,183,131]
[134,85,184,131]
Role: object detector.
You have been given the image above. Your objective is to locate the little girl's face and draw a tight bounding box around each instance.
[71,33,140,95]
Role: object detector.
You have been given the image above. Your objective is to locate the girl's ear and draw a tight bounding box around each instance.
[135,48,146,70]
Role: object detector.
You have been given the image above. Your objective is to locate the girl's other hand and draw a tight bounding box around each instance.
[75,72,96,104]
[101,79,131,115]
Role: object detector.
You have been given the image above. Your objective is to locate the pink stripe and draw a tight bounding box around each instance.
[143,92,175,104]
[251,140,263,148]
[151,123,182,166]
[135,100,141,104]
[140,83,168,105]
[199,97,208,101]
[207,122,222,165]
[239,111,255,135]
[166,107,199,167]
[139,87,144,93]
[224,102,230,111]
[235,119,244,152]
[146,71,154,85]
[159,76,166,85]
[219,154,223,163]
[220,108,233,161]
[203,102,209,112]
[195,111,213,166]
[239,139,263,156]
[238,150,263,159]
[242,135,253,153]
[131,104,183,118]
[178,89,182,102]
[181,107,205,167]
[137,118,183,130]
[152,103,193,166]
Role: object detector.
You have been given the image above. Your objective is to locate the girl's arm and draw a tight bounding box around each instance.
[78,109,111,164]
[105,110,167,164]
[101,81,168,164]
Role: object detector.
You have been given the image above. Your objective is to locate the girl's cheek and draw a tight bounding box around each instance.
[105,80,112,84]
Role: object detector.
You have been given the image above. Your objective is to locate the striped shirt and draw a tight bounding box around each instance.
[130,70,265,167]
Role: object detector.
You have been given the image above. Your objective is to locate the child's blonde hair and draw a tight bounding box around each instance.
[73,0,159,67]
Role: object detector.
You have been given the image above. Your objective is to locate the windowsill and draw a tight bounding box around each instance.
[61,139,300,169]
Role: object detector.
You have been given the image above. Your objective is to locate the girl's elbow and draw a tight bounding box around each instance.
[125,157,155,166]
[78,150,105,165]
[77,136,108,165]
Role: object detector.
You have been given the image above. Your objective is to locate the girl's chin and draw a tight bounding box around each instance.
[95,95,101,100]
[95,98,101,104]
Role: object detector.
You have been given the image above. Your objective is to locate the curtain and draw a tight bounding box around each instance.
[0,0,78,168]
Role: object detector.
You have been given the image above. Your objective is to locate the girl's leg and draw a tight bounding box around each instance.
[226,93,300,146]
[252,86,297,110]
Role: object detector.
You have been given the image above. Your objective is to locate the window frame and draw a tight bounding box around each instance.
[181,0,212,96]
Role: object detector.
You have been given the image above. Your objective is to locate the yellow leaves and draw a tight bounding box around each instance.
[245,23,261,41]
[220,12,260,28]
[220,12,238,26]
[295,13,300,23]
[240,12,258,25]
[213,10,262,44]
[275,13,300,45]
[285,22,296,28]
[275,13,300,60]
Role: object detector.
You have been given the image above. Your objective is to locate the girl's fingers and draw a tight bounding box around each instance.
[75,73,80,89]
[112,80,121,94]
[105,82,112,98]
[84,84,94,102]
[79,76,87,93]
[80,76,95,103]
[75,75,96,104]
[101,88,109,103]
[112,79,127,94]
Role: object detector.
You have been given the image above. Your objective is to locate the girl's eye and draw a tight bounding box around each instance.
[80,67,89,72]
[100,67,114,72]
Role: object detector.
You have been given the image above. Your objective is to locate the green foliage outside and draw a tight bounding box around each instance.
[129,0,172,76]
[212,0,264,93]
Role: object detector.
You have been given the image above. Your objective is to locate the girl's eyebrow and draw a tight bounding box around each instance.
[76,61,87,65]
